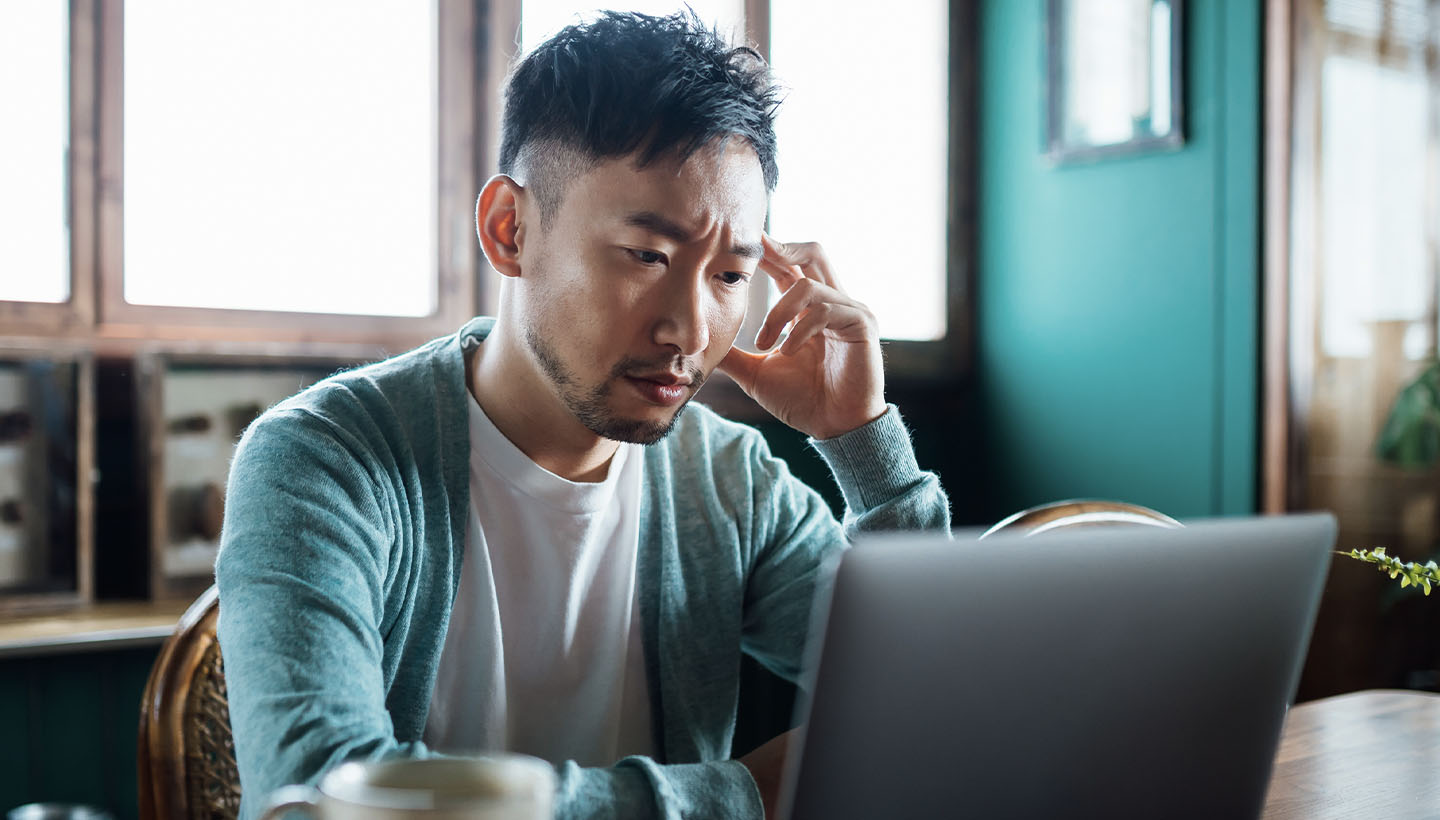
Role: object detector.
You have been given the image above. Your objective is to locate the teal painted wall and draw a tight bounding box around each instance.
[977,0,1260,519]
[0,647,156,819]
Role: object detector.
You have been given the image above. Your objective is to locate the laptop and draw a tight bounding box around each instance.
[779,513,1336,820]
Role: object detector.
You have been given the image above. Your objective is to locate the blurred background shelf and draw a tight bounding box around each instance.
[0,599,186,660]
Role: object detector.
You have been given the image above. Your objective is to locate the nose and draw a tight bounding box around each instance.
[651,268,710,358]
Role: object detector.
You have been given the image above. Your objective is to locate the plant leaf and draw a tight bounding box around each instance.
[1376,360,1440,469]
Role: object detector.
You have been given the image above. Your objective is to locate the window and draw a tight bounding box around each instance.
[1,0,483,349]
[768,0,950,343]
[121,1,439,318]
[1271,0,1440,695]
[522,0,742,44]
[1318,56,1431,359]
[0,2,70,305]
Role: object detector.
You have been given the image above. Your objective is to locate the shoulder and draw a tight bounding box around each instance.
[294,332,458,416]
[236,328,469,477]
[267,330,464,434]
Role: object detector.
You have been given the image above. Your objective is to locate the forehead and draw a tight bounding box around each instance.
[560,140,769,233]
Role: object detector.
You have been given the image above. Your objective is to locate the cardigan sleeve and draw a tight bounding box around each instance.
[807,405,953,538]
[553,757,763,820]
[740,405,951,684]
[216,408,441,819]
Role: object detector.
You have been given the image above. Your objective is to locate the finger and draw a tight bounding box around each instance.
[718,346,763,390]
[757,249,804,289]
[755,278,865,350]
[755,278,823,350]
[780,302,873,355]
[778,304,833,355]
[762,235,819,285]
[764,235,838,289]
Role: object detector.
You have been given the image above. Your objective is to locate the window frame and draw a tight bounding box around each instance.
[0,0,98,339]
[2,0,487,354]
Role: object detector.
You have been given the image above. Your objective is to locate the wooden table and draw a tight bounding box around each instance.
[1261,689,1440,818]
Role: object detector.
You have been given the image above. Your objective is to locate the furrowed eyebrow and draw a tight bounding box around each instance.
[624,211,692,243]
[729,239,763,260]
[623,210,762,261]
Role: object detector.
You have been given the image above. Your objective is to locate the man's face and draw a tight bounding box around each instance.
[515,139,768,444]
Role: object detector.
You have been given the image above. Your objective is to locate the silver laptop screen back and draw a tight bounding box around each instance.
[783,514,1335,820]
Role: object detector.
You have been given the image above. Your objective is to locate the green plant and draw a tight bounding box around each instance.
[1376,359,1440,469]
[1342,547,1440,596]
[1346,359,1440,594]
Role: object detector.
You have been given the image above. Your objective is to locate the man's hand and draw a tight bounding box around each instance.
[719,236,886,440]
[738,727,801,819]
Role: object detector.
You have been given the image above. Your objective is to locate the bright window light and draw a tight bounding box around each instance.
[1319,55,1431,359]
[123,0,438,317]
[521,1,743,49]
[0,1,70,304]
[769,0,949,341]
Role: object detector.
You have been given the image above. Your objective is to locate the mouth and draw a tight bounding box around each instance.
[630,371,693,387]
[623,372,695,406]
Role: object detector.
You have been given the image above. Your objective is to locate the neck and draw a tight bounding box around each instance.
[467,316,620,483]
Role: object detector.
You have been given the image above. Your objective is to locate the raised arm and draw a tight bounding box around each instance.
[720,236,952,814]
[721,233,951,674]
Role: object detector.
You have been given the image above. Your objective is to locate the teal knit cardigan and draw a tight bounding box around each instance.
[215,317,951,819]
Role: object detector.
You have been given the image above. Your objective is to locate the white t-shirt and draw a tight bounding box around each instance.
[422,390,653,766]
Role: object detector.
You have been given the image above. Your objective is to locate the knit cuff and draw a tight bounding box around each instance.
[608,757,763,820]
[808,405,922,513]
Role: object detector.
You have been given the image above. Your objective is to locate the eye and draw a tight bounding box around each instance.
[717,271,750,286]
[627,248,665,266]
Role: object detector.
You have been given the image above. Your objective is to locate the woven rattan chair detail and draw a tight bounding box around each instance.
[139,585,241,819]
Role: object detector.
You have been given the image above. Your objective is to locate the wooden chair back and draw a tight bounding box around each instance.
[980,499,1181,540]
[138,585,241,819]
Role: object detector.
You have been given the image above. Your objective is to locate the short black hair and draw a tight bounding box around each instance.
[498,9,780,222]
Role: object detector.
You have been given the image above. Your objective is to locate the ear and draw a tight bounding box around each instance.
[476,174,526,278]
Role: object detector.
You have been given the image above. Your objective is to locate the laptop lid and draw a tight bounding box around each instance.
[781,513,1335,820]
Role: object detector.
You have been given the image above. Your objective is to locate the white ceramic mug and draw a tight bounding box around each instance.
[256,755,556,820]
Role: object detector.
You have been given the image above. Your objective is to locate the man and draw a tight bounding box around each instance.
[217,10,949,819]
